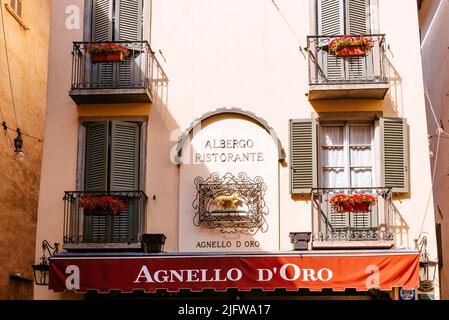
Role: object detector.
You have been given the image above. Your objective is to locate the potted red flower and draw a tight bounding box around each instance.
[328,36,374,57]
[330,193,376,213]
[80,195,126,216]
[85,43,130,63]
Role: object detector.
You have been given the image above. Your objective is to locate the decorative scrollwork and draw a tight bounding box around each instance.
[192,172,269,234]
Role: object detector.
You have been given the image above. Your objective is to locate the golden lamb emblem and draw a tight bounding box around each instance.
[215,193,243,211]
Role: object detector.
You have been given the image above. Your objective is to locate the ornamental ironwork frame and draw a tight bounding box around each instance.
[193,172,269,234]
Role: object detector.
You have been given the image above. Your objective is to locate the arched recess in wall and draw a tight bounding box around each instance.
[175,108,285,252]
[174,107,286,164]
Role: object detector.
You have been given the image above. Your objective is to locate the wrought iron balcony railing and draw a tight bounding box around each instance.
[311,187,394,243]
[70,41,168,104]
[307,34,388,86]
[63,191,148,246]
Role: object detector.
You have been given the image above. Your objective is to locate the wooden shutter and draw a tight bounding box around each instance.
[317,0,345,82]
[115,0,144,87]
[92,0,113,42]
[116,0,143,41]
[110,121,140,191]
[91,0,114,86]
[85,121,108,191]
[110,121,141,241]
[84,121,109,242]
[347,0,370,35]
[290,119,317,194]
[346,0,372,80]
[381,118,409,193]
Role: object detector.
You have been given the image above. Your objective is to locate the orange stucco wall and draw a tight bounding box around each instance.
[0,0,51,299]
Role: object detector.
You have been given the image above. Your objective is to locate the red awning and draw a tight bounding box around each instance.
[49,250,419,293]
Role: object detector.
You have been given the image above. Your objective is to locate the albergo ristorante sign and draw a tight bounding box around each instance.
[49,251,419,293]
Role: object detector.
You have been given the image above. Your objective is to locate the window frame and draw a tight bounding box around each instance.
[318,120,378,189]
[312,0,380,35]
[77,117,148,192]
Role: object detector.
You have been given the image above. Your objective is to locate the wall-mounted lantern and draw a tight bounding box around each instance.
[31,240,59,286]
[415,236,438,291]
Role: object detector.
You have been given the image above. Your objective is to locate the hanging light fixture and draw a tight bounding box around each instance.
[415,236,438,291]
[31,240,59,286]
[13,128,25,161]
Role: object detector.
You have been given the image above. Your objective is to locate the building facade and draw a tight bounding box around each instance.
[35,0,439,300]
[0,0,51,299]
[419,0,449,300]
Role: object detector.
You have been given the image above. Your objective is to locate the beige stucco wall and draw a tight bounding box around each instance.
[0,0,51,299]
[420,0,449,300]
[35,0,439,299]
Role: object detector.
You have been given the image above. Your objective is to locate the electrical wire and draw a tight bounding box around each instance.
[417,88,449,238]
[5,130,39,185]
[270,0,306,58]
[2,122,42,142]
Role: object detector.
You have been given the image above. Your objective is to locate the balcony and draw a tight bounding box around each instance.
[69,41,167,104]
[311,187,394,249]
[63,191,148,250]
[306,34,389,100]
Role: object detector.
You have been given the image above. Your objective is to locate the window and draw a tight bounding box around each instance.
[91,0,144,42]
[90,0,145,87]
[316,0,378,81]
[320,123,374,188]
[84,120,141,191]
[317,0,374,35]
[83,120,142,242]
[10,0,22,17]
[289,117,408,194]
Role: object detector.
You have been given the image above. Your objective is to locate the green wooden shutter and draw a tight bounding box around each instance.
[115,0,144,87]
[110,121,141,241]
[346,0,372,81]
[84,121,109,242]
[290,119,317,194]
[317,0,345,82]
[347,0,370,35]
[381,118,409,193]
[116,0,143,41]
[92,0,113,42]
[85,121,108,191]
[91,0,113,87]
[110,121,140,191]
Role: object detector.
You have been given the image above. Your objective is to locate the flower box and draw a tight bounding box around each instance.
[334,45,367,57]
[85,43,130,64]
[84,207,116,216]
[80,195,125,216]
[91,51,125,63]
[330,194,376,213]
[329,36,374,57]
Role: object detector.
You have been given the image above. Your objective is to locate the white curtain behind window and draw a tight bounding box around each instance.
[321,125,373,188]
[321,126,345,187]
[350,126,372,187]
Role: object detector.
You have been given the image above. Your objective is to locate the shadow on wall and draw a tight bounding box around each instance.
[383,56,404,118]
[391,202,410,249]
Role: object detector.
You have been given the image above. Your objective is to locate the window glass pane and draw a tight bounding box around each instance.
[350,125,371,145]
[322,147,344,167]
[350,168,372,187]
[350,146,372,166]
[321,126,343,146]
[322,168,345,188]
